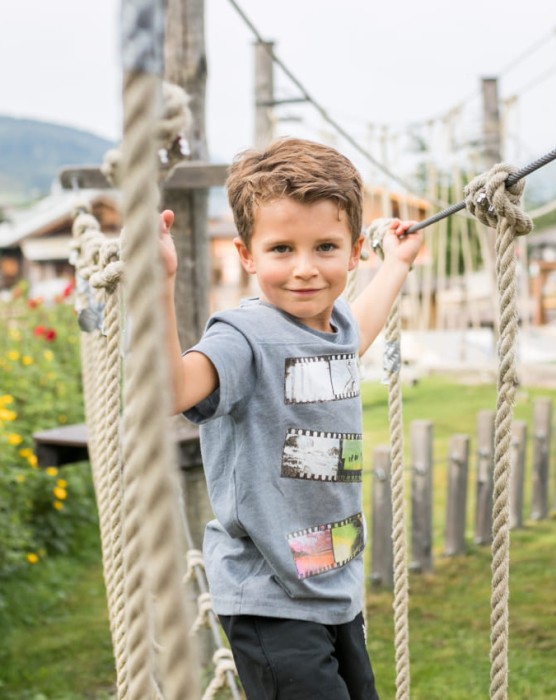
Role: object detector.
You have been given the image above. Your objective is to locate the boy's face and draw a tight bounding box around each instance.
[234,198,362,333]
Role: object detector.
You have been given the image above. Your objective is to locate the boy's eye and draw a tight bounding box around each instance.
[272,245,290,253]
[318,243,336,252]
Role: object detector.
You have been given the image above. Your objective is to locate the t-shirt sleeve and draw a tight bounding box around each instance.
[183,320,255,424]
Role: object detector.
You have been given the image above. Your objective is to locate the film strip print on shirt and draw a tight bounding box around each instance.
[281,428,362,482]
[287,512,365,580]
[284,353,359,405]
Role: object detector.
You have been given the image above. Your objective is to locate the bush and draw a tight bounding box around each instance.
[0,281,96,576]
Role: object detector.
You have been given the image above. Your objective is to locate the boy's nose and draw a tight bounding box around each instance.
[293,254,317,278]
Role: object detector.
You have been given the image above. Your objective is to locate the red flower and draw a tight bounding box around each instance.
[62,280,75,297]
[44,329,56,342]
[27,297,43,309]
[34,326,46,337]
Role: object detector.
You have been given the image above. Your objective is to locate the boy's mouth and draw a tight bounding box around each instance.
[288,288,322,296]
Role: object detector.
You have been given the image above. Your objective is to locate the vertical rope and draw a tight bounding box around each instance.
[385,299,410,700]
[90,246,128,699]
[120,0,199,689]
[464,163,533,700]
[367,219,410,700]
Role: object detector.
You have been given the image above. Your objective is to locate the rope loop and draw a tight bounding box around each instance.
[464,163,533,236]
[101,81,192,188]
[190,591,213,637]
[201,648,237,700]
[90,241,124,293]
[183,548,205,584]
[366,218,394,260]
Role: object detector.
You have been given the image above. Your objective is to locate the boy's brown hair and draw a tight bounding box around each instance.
[226,138,363,247]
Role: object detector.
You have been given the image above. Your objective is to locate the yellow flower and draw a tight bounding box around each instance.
[46,467,58,477]
[26,553,39,564]
[7,433,23,446]
[0,394,14,405]
[0,408,17,421]
[15,474,26,483]
[53,500,64,511]
[43,350,54,362]
[53,486,67,500]
[58,415,68,424]
[22,355,33,366]
[27,455,38,468]
[7,350,19,361]
[8,328,21,341]
[19,447,32,458]
[56,478,68,489]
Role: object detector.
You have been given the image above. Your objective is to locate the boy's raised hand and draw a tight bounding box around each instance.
[382,218,423,267]
[159,209,178,280]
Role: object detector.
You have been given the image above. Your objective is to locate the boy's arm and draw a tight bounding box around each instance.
[350,220,423,357]
[160,210,219,414]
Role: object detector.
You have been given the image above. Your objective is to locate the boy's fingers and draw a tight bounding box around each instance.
[160,209,175,234]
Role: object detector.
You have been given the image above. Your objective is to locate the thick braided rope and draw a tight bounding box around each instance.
[121,68,198,700]
[465,164,533,700]
[90,244,129,699]
[71,215,131,695]
[368,219,410,700]
[71,215,120,639]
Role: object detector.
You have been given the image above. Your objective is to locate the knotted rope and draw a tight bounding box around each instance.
[464,163,533,700]
[368,218,410,700]
[102,80,191,188]
[71,212,130,698]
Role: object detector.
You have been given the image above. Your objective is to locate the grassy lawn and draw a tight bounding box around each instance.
[361,374,556,699]
[1,375,555,698]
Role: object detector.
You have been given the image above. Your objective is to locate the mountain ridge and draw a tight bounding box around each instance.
[0,115,115,202]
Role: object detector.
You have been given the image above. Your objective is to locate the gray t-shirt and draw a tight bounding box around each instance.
[185,297,365,624]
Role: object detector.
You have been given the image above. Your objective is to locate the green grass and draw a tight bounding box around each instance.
[1,375,556,699]
[0,522,115,700]
[361,375,556,699]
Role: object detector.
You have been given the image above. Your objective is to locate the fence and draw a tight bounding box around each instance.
[370,397,554,586]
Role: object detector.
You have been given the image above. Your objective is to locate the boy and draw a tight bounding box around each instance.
[160,138,422,699]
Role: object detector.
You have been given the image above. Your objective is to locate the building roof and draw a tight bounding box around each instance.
[0,189,119,249]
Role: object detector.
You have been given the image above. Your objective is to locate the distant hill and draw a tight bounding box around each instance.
[0,115,114,201]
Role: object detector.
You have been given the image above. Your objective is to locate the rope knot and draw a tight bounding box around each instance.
[365,218,394,260]
[464,163,533,237]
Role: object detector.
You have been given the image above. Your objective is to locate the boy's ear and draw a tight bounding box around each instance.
[348,235,365,271]
[233,237,256,274]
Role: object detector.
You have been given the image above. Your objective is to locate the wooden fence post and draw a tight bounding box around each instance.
[531,398,552,521]
[510,420,527,530]
[409,420,434,573]
[444,434,470,556]
[370,446,393,588]
[474,410,494,545]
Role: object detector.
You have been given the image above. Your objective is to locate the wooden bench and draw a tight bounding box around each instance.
[33,416,201,469]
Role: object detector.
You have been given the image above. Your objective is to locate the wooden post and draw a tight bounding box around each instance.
[481,77,502,169]
[409,420,434,573]
[531,397,552,520]
[163,0,210,350]
[254,40,275,148]
[444,435,470,556]
[510,420,527,530]
[370,446,393,588]
[474,410,494,545]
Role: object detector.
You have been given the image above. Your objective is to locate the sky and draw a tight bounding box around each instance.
[2,0,556,200]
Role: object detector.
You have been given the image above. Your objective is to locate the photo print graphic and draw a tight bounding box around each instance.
[284,354,359,404]
[281,428,362,482]
[287,512,365,579]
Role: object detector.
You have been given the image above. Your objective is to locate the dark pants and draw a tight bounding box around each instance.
[219,613,379,700]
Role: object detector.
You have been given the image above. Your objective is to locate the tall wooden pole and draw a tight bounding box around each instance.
[254,40,275,148]
[481,77,502,170]
[163,0,210,349]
